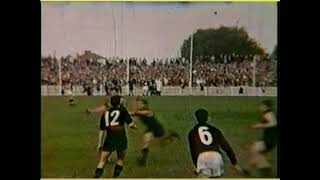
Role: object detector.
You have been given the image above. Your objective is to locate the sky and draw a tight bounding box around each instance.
[41,2,277,59]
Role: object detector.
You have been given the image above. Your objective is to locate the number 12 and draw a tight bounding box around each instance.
[105,110,120,127]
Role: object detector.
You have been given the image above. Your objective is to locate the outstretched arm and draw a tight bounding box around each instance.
[128,122,138,129]
[86,96,109,114]
[124,110,137,129]
[129,110,153,117]
[87,105,107,114]
[251,112,276,129]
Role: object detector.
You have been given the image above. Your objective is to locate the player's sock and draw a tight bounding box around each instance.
[113,164,123,178]
[93,168,104,178]
[139,148,149,165]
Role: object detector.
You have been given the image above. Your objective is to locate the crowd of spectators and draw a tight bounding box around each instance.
[41,54,276,88]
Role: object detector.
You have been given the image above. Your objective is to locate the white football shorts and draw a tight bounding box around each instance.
[196,151,224,178]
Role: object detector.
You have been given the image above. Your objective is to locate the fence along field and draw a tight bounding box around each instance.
[41,95,277,178]
[41,85,277,97]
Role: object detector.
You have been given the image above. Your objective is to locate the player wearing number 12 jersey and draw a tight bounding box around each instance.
[93,96,137,178]
[86,87,126,163]
[188,108,244,178]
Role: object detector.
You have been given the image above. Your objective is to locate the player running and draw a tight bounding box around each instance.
[64,83,76,106]
[188,108,244,178]
[246,100,277,177]
[93,95,137,178]
[86,86,127,163]
[129,98,179,166]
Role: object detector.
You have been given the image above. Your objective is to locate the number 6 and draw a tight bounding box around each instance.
[198,126,213,145]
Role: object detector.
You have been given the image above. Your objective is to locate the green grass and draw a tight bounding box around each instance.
[41,96,277,178]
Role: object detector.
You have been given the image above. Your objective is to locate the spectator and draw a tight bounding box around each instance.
[96,82,101,94]
[128,80,134,96]
[143,81,149,96]
[155,79,162,96]
[200,83,204,92]
[104,81,109,96]
[239,86,244,95]
[83,85,93,96]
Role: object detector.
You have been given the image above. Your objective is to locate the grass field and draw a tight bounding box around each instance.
[41,96,277,178]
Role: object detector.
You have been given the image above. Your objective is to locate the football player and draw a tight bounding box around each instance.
[130,98,179,166]
[188,108,244,178]
[86,86,127,163]
[64,83,76,106]
[93,95,137,178]
[247,100,277,177]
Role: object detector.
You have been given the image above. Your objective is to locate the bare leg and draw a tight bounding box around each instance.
[248,141,271,169]
[113,150,126,178]
[139,132,153,166]
[94,151,112,178]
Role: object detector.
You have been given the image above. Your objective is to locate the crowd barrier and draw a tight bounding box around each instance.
[41,85,277,97]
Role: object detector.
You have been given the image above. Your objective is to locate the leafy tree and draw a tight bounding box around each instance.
[181,26,265,63]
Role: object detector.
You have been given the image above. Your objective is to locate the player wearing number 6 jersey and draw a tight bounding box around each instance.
[188,108,244,178]
[93,96,137,178]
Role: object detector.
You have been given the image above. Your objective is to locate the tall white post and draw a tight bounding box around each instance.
[253,55,256,87]
[112,8,117,57]
[58,57,62,96]
[189,32,194,95]
[127,58,129,94]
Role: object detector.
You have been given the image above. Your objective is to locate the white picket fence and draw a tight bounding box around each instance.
[41,85,277,97]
